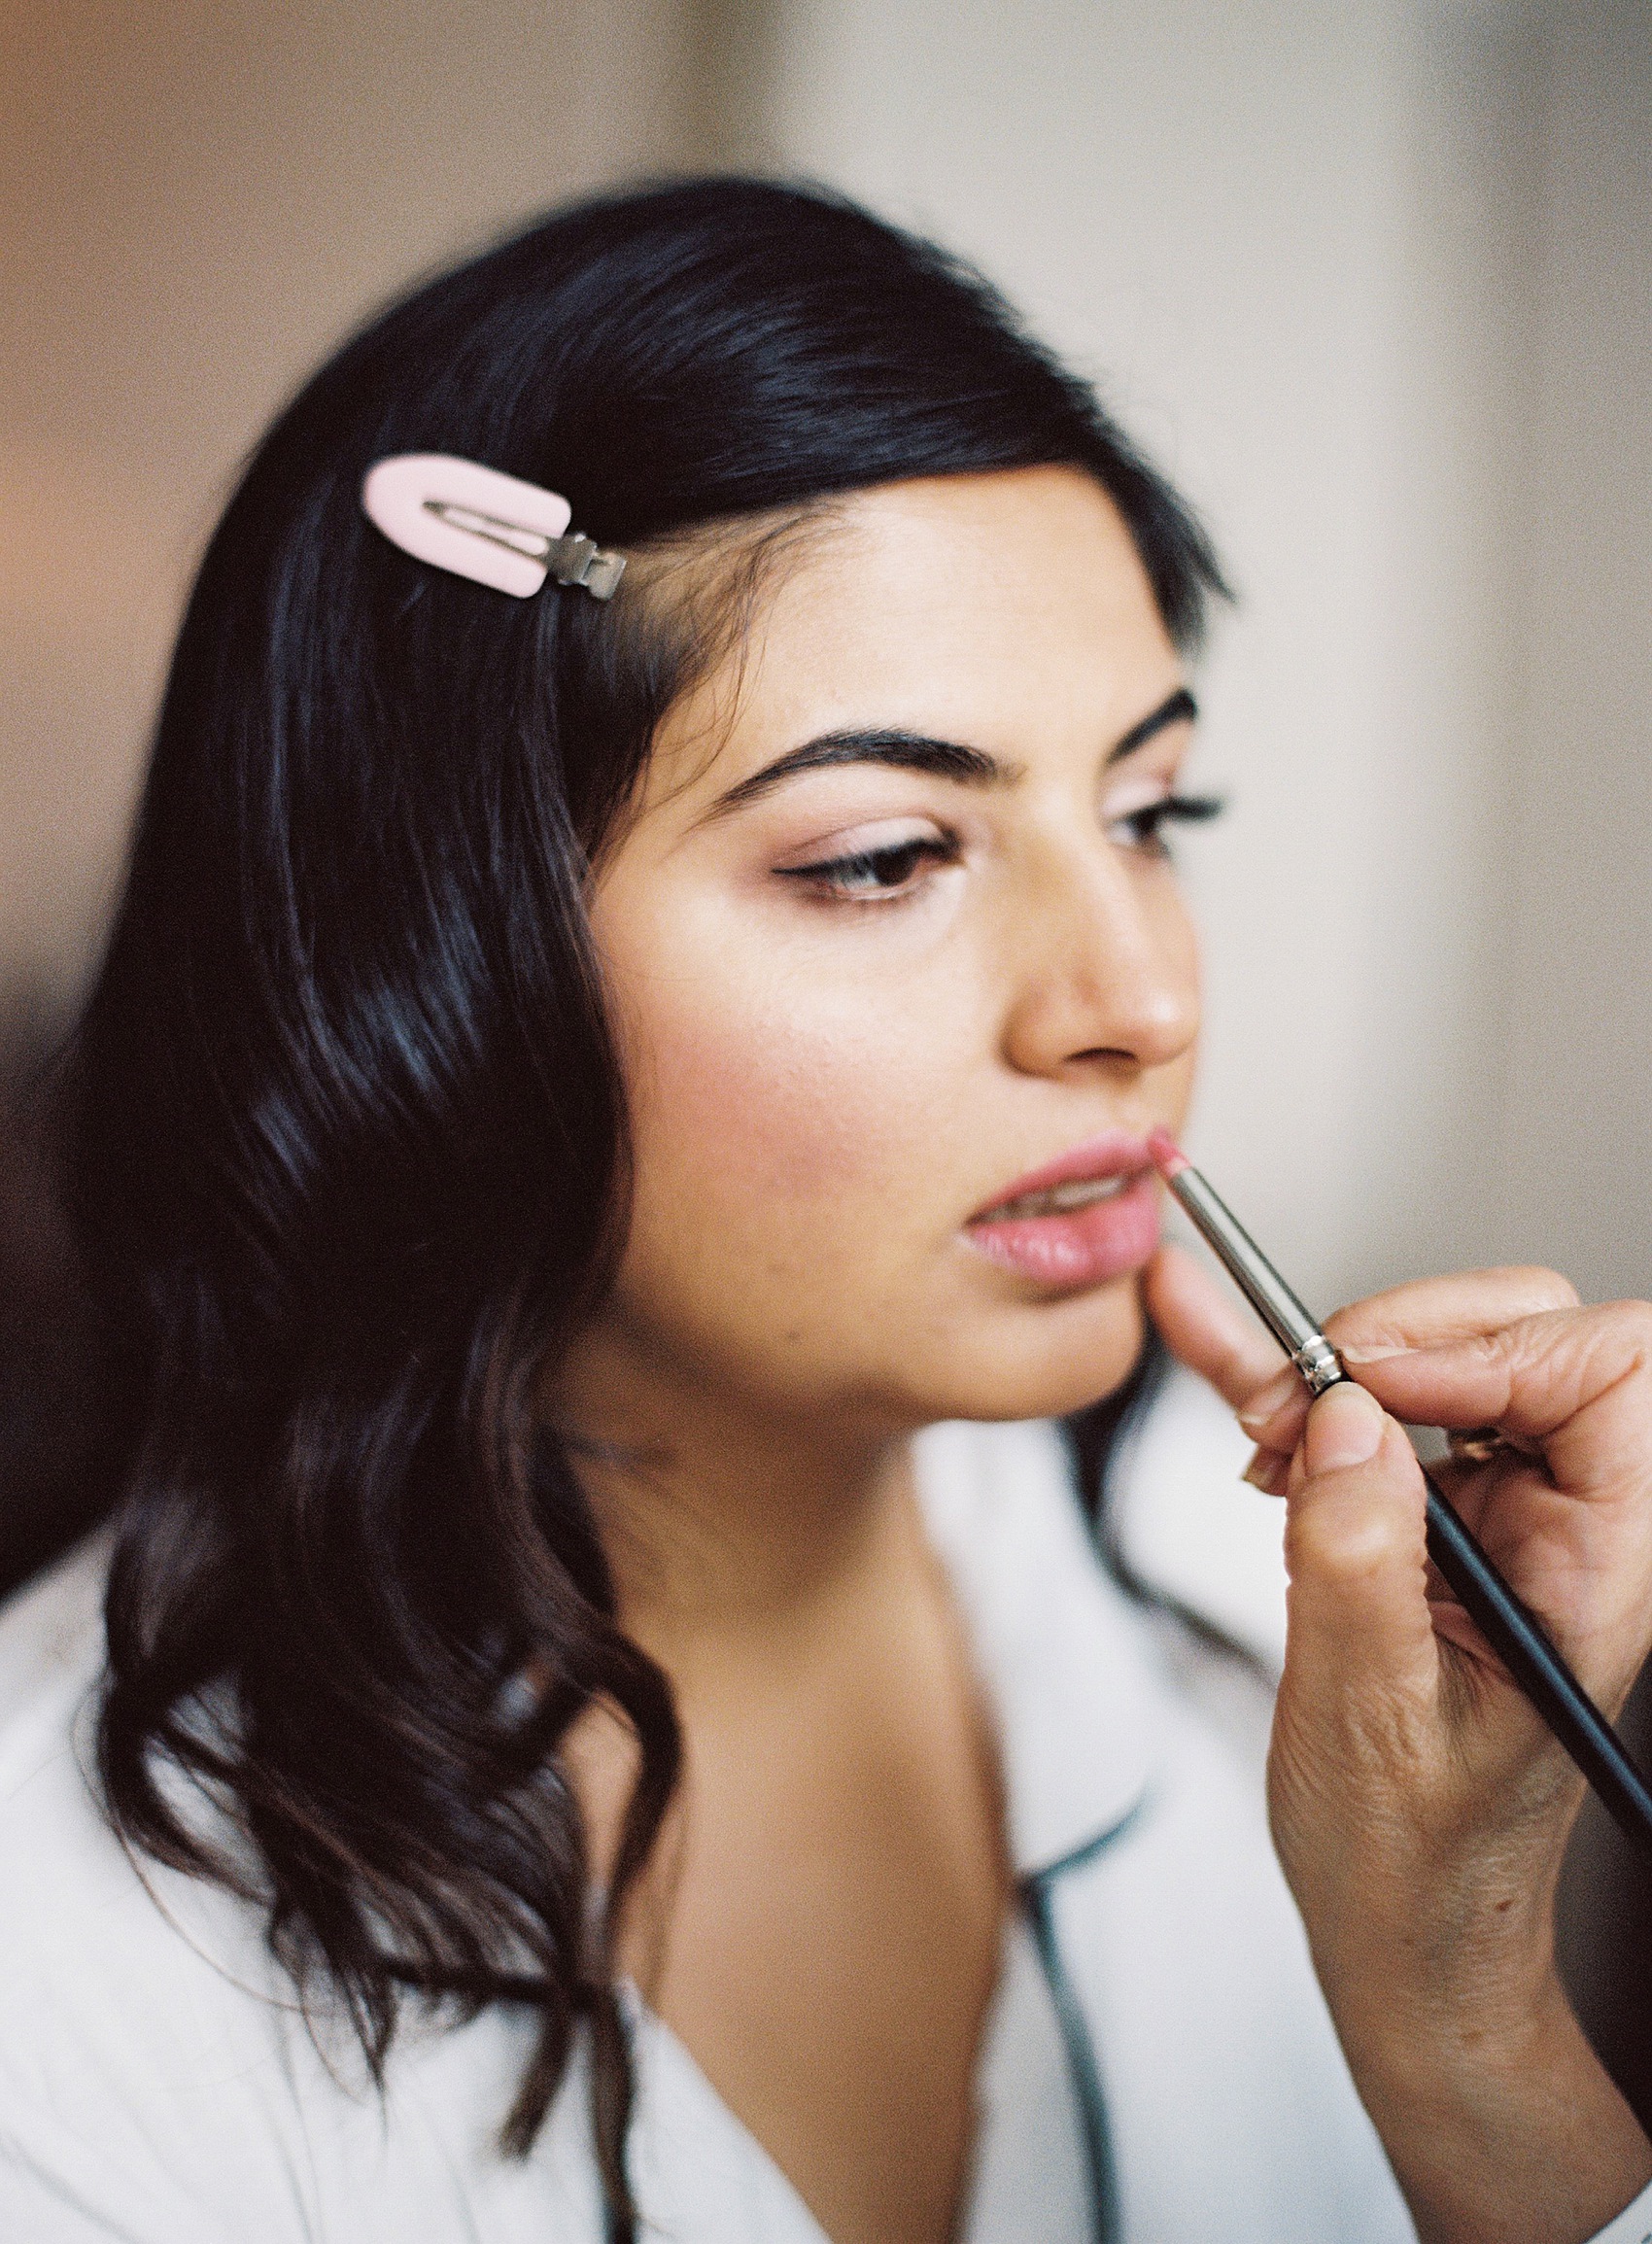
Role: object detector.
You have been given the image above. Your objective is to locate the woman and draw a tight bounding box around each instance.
[2,178,1650,2244]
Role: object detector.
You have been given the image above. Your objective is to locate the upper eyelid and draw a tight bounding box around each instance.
[773,815,952,867]
[1102,741,1200,808]
[1102,774,1176,812]
[776,745,1190,831]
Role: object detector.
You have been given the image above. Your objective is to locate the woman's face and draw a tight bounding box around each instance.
[575,466,1202,1437]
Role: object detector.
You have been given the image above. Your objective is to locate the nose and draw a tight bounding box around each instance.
[997,829,1198,1084]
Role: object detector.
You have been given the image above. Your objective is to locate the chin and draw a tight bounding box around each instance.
[907,1280,1151,1427]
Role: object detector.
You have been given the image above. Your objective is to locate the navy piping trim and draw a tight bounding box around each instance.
[1017,1792,1150,2244]
[1023,1792,1150,1886]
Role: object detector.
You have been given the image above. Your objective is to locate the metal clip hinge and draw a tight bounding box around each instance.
[545,533,627,601]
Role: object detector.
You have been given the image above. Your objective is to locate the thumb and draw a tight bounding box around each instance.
[1144,1243,1286,1410]
[1283,1384,1437,1703]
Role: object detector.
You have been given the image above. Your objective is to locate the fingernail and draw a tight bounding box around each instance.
[1240,1398,1300,1450]
[1241,1448,1288,1496]
[1238,1366,1300,1435]
[1338,1341,1408,1365]
[1309,1381,1385,1469]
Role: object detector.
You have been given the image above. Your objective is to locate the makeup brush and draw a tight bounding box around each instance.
[1148,1131,1652,1858]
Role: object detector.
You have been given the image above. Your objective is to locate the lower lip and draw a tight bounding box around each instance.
[965,1171,1160,1290]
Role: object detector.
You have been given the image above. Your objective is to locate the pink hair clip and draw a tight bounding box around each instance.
[361,454,626,601]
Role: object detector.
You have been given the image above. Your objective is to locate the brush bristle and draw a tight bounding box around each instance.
[1146,1128,1190,1181]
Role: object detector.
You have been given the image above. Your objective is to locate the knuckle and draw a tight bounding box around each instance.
[1578,1298,1652,1389]
[1533,1298,1652,1386]
[1498,1264,1581,1312]
[1464,1327,1508,1374]
[1605,1298,1652,1355]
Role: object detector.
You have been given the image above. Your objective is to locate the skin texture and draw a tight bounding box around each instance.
[553,466,1652,2244]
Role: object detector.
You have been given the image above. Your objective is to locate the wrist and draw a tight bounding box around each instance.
[1346,1984,1651,2244]
[1303,1829,1564,2078]
[1328,1902,1562,2088]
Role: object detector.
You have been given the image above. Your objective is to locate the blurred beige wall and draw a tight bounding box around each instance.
[1497,0,1652,1305]
[766,0,1652,1311]
[0,0,719,1009]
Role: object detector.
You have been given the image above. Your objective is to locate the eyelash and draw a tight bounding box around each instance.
[776,794,1225,903]
[775,834,961,900]
[1115,791,1225,853]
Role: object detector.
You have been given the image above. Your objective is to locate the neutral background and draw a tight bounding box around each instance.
[3,0,1650,2112]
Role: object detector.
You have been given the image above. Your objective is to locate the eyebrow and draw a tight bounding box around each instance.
[705,685,1198,816]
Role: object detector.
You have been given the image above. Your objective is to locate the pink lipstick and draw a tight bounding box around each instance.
[966,1130,1158,1289]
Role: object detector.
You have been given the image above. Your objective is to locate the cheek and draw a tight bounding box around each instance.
[608,944,973,1388]
[627,958,946,1222]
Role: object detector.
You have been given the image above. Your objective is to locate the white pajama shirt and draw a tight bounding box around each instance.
[2,1417,1649,2244]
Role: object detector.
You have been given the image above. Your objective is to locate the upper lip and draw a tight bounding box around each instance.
[969,1129,1154,1222]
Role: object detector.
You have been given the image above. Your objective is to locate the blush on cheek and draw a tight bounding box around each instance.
[637,991,908,1210]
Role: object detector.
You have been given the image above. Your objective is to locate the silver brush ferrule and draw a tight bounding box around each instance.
[1291,1332,1345,1395]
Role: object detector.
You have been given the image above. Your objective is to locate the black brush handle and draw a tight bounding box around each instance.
[1423,1472,1652,1855]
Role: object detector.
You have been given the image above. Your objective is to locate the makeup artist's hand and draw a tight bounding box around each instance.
[1148,1246,1652,2244]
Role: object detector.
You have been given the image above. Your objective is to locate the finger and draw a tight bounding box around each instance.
[1145,1243,1285,1409]
[1325,1266,1580,1363]
[1239,1267,1584,1455]
[1242,1447,1291,1497]
[1348,1308,1652,1703]
[1282,1385,1438,1705]
[1337,1301,1652,1480]
[1238,1364,1309,1447]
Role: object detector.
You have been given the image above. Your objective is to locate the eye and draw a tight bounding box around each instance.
[774,831,959,902]
[1107,792,1224,857]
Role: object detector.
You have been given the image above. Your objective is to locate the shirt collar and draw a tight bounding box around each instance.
[913,1418,1165,1882]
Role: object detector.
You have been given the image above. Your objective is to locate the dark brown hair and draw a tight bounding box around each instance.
[66,177,1225,2237]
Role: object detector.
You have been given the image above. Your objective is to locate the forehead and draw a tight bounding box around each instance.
[643,466,1181,811]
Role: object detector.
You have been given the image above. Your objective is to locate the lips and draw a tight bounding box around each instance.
[966,1130,1160,1290]
[989,1171,1134,1220]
